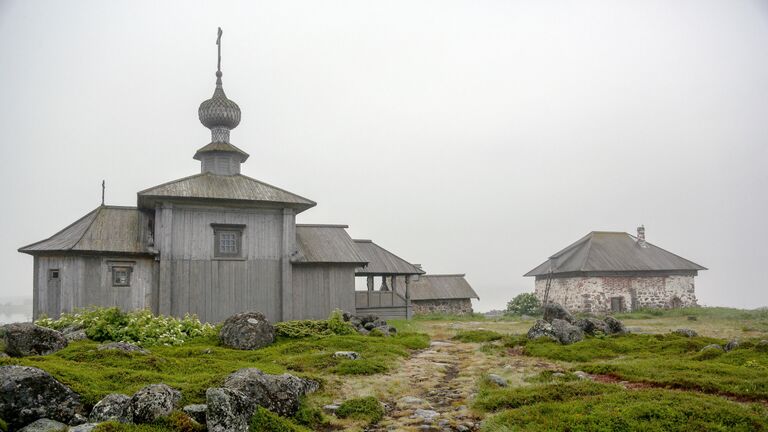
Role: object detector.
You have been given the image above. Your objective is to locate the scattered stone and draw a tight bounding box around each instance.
[397,396,431,409]
[527,320,558,342]
[542,303,575,324]
[756,340,768,352]
[701,344,724,352]
[343,313,396,336]
[206,387,251,432]
[573,371,591,380]
[219,311,275,350]
[412,409,440,421]
[97,342,149,355]
[725,340,740,352]
[70,423,99,432]
[65,330,88,342]
[2,322,68,357]
[0,365,86,429]
[89,393,132,423]
[487,374,508,387]
[457,425,470,432]
[223,368,319,417]
[18,418,68,432]
[183,404,207,424]
[551,319,584,344]
[552,372,566,378]
[603,316,628,335]
[333,351,360,360]
[429,341,454,347]
[129,383,181,424]
[0,352,9,358]
[687,316,698,321]
[576,317,609,336]
[673,328,698,338]
[322,404,340,414]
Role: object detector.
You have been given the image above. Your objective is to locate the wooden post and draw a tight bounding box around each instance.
[367,276,374,291]
[158,203,173,316]
[380,276,389,291]
[405,275,412,319]
[281,208,295,321]
[391,276,397,305]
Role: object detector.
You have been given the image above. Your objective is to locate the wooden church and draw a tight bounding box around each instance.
[18,31,438,323]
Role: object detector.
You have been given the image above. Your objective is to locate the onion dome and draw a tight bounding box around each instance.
[198,70,241,133]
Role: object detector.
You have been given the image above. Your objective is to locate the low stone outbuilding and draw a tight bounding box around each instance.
[524,227,706,313]
[400,274,479,315]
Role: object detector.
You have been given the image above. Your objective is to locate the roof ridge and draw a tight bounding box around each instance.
[579,232,596,272]
[71,206,104,250]
[627,233,708,271]
[236,173,317,206]
[423,274,466,277]
[296,224,349,228]
[353,239,373,243]
[137,172,206,195]
[18,206,101,252]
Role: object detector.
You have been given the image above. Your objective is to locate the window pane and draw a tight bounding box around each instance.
[219,232,238,253]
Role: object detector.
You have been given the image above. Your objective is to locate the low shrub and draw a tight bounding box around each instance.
[335,396,385,424]
[292,402,326,429]
[334,358,387,375]
[275,310,357,338]
[505,293,541,316]
[36,307,216,347]
[250,406,310,432]
[453,329,504,343]
[474,380,622,412]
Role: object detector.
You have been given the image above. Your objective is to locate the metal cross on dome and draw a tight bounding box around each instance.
[216,27,223,72]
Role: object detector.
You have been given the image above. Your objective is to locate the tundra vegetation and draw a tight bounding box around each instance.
[0,306,766,431]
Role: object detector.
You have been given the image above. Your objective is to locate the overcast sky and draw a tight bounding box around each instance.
[1,1,766,311]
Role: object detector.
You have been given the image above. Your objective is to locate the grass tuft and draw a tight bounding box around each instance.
[452,330,504,343]
[335,396,385,424]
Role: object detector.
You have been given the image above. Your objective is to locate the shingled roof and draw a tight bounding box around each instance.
[353,240,425,276]
[137,173,316,212]
[18,206,151,255]
[524,231,707,277]
[293,225,367,264]
[402,274,479,301]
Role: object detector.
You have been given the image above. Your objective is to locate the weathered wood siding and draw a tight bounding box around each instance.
[34,255,154,319]
[292,265,356,319]
[158,204,285,323]
[354,290,408,320]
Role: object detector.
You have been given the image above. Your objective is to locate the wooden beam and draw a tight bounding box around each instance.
[405,275,411,319]
[367,276,374,292]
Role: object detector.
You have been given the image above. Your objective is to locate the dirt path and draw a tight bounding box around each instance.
[363,338,559,432]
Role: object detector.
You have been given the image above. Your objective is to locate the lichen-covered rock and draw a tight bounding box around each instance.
[70,423,99,432]
[18,418,68,432]
[0,365,86,430]
[725,340,740,352]
[551,319,584,345]
[97,342,149,355]
[219,312,275,350]
[487,374,508,387]
[333,351,360,360]
[673,328,698,338]
[603,316,628,335]
[343,313,396,336]
[2,322,68,357]
[701,344,724,352]
[526,320,558,342]
[542,303,575,324]
[129,384,180,424]
[576,317,609,336]
[756,340,768,352]
[223,368,319,417]
[65,330,88,342]
[206,387,250,432]
[89,393,132,423]
[183,404,207,424]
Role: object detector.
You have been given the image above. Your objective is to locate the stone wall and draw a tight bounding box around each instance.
[412,299,474,315]
[533,274,697,313]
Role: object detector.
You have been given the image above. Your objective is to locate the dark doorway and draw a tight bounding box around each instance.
[610,297,625,313]
[670,296,683,309]
[47,269,61,318]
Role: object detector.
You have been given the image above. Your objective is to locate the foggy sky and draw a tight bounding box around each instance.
[1,0,767,311]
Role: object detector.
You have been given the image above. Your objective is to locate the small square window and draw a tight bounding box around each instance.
[212,224,245,258]
[112,266,132,287]
[49,269,60,280]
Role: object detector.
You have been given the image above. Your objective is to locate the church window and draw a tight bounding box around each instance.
[212,224,245,258]
[112,266,132,287]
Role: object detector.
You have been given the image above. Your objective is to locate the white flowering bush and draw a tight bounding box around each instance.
[36,307,217,347]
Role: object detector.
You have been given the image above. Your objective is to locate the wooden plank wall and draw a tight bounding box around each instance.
[292,265,356,320]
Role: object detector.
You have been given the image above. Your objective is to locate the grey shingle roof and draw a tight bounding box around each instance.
[19,206,151,255]
[524,231,707,277]
[137,172,316,212]
[193,142,249,162]
[353,240,425,276]
[293,225,367,264]
[401,274,479,300]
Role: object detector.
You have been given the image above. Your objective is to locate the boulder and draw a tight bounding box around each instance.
[526,320,558,342]
[756,340,768,352]
[65,330,88,342]
[0,365,86,429]
[487,374,508,387]
[673,328,698,338]
[219,312,275,350]
[183,404,207,424]
[573,371,592,380]
[129,384,180,424]
[206,387,250,432]
[18,418,68,432]
[70,423,99,432]
[725,340,740,352]
[97,342,149,355]
[333,351,360,360]
[542,303,575,324]
[2,323,68,357]
[223,368,319,417]
[576,318,609,336]
[701,344,724,352]
[551,319,584,345]
[603,316,628,335]
[89,393,132,423]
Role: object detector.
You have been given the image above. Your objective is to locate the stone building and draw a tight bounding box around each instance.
[400,274,479,315]
[524,227,706,313]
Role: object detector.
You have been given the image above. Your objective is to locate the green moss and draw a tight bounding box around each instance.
[250,407,310,432]
[453,330,504,343]
[333,359,387,375]
[292,402,326,429]
[481,388,768,432]
[474,380,622,412]
[336,396,384,424]
[0,418,7,432]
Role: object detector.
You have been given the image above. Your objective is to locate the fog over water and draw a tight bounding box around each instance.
[1,1,767,312]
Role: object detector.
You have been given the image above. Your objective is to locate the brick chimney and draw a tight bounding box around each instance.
[637,225,647,248]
